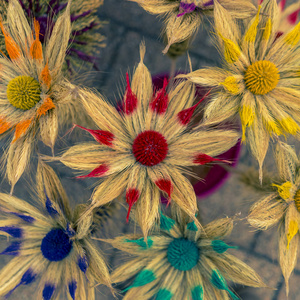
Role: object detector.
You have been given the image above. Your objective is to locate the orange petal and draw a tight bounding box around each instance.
[30,19,43,60]
[0,117,11,135]
[37,97,55,117]
[13,119,32,142]
[0,18,21,60]
[40,62,51,89]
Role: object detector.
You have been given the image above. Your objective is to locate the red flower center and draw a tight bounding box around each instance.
[132,130,168,166]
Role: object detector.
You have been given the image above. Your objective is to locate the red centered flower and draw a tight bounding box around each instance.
[132,130,168,166]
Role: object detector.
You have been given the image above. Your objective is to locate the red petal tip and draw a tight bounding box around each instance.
[124,72,138,115]
[193,153,231,165]
[177,90,211,125]
[288,9,300,25]
[74,124,114,146]
[126,188,140,222]
[76,164,109,179]
[155,179,173,203]
[150,78,169,114]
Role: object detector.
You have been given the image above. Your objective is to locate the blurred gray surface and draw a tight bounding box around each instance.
[0,0,300,299]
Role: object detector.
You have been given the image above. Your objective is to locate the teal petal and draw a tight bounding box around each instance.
[125,237,153,249]
[211,270,238,300]
[160,212,175,231]
[123,270,156,292]
[187,221,198,231]
[191,285,203,300]
[211,240,238,253]
[156,288,173,300]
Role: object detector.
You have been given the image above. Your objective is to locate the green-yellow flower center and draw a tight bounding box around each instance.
[7,75,41,110]
[294,189,300,213]
[244,60,279,95]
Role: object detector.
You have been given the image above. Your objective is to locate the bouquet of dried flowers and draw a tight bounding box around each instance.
[1,0,300,299]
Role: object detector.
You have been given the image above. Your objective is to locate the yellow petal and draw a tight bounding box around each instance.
[218,33,241,63]
[278,117,300,135]
[244,6,261,43]
[219,76,239,94]
[285,21,300,47]
[287,220,298,249]
[272,181,292,200]
[263,18,272,41]
[239,105,255,141]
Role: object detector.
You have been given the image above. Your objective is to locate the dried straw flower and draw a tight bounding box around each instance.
[107,213,266,299]
[130,0,256,53]
[0,0,81,190]
[0,160,112,300]
[254,0,300,35]
[0,0,105,74]
[55,43,240,238]
[248,141,300,295]
[179,0,300,181]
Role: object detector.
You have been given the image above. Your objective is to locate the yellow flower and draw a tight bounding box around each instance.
[130,0,256,53]
[56,44,240,238]
[180,0,300,178]
[107,214,266,299]
[248,141,300,296]
[0,161,113,300]
[0,0,80,190]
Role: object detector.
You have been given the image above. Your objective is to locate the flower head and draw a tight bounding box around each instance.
[0,0,81,189]
[180,0,300,180]
[56,44,240,238]
[248,141,300,295]
[254,0,300,36]
[0,161,112,299]
[107,213,266,299]
[0,0,105,74]
[130,0,256,53]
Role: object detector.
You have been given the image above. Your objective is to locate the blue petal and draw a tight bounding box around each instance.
[68,281,77,300]
[1,241,21,256]
[10,212,35,223]
[78,255,89,273]
[42,284,55,300]
[0,226,23,238]
[21,268,37,285]
[45,190,58,217]
[65,223,76,238]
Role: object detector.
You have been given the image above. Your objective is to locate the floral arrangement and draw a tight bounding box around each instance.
[0,0,300,299]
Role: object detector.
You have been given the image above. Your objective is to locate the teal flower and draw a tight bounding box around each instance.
[107,213,266,299]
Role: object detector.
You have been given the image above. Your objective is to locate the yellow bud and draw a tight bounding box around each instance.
[219,76,239,94]
[272,181,292,200]
[244,6,261,43]
[287,220,298,249]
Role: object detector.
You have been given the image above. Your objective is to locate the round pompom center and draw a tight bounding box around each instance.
[167,238,199,271]
[132,130,168,166]
[244,60,279,95]
[41,228,73,262]
[295,190,300,213]
[7,75,41,110]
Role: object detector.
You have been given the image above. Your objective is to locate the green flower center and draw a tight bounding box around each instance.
[244,60,279,95]
[7,75,41,110]
[167,238,200,271]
